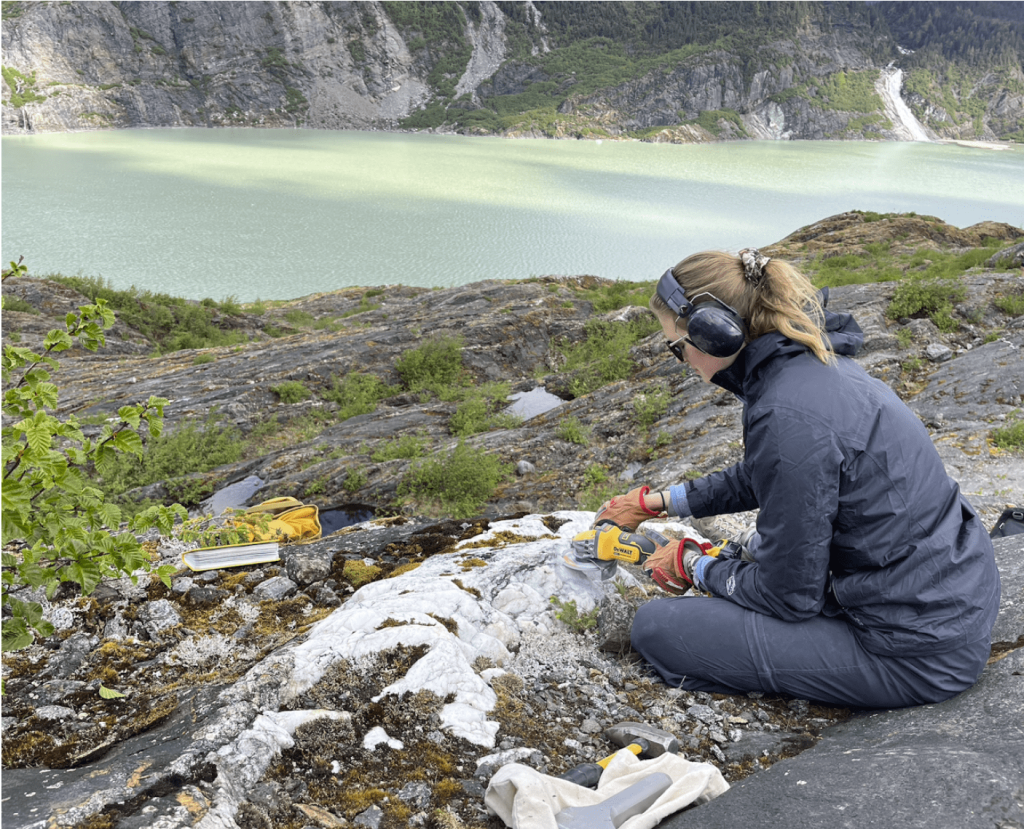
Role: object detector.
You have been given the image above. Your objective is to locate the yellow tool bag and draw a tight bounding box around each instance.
[240,497,322,543]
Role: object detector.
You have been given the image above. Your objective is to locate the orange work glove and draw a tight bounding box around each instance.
[641,536,714,595]
[594,485,664,531]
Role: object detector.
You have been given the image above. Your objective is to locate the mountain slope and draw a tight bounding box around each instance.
[2,0,1022,141]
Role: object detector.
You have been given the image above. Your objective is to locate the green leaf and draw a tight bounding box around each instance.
[43,329,74,352]
[98,503,122,530]
[17,559,47,588]
[155,564,177,589]
[64,558,103,596]
[9,598,45,626]
[24,421,53,454]
[117,406,142,429]
[99,685,126,699]
[111,430,143,456]
[33,381,59,410]
[2,617,33,652]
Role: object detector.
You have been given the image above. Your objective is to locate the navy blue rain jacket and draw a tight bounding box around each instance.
[687,307,1001,657]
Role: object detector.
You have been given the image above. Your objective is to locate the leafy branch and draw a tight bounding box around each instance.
[2,260,184,653]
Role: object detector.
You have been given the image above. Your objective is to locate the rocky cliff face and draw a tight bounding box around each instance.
[3,1,1021,142]
[1,1,431,133]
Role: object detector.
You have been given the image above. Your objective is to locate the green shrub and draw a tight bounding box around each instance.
[449,383,520,436]
[887,275,967,331]
[48,274,247,353]
[193,353,215,365]
[549,596,599,633]
[283,309,316,327]
[399,441,511,518]
[992,412,1024,452]
[556,416,591,445]
[96,411,246,504]
[578,464,618,511]
[2,295,36,314]
[272,380,311,404]
[323,372,390,421]
[559,317,658,397]
[371,433,428,462]
[577,279,657,313]
[995,293,1024,316]
[395,334,466,397]
[633,385,669,431]
[344,466,368,493]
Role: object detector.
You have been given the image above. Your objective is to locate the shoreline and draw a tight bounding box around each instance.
[1,123,1018,151]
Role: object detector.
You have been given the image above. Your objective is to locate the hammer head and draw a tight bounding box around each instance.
[604,721,679,758]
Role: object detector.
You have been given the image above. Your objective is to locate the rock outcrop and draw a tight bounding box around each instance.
[2,213,1023,828]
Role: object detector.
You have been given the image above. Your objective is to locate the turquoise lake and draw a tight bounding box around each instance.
[2,129,1023,301]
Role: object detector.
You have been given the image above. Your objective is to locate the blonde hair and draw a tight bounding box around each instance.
[649,251,835,365]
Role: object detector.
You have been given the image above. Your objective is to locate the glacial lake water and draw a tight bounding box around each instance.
[2,128,1023,302]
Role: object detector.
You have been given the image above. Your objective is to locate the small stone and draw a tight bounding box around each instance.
[397,782,431,810]
[285,547,334,586]
[37,679,85,705]
[353,804,383,829]
[41,632,97,679]
[253,575,298,601]
[580,718,602,734]
[295,803,348,828]
[91,583,122,602]
[187,586,228,606]
[314,586,342,607]
[687,704,718,725]
[34,705,76,720]
[171,576,195,594]
[516,460,536,476]
[925,343,953,363]
[139,599,182,640]
[461,779,485,798]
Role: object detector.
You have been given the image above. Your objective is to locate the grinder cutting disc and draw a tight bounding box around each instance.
[561,527,620,580]
[561,523,664,580]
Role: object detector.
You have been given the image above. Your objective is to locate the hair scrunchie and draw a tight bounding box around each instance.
[740,248,771,287]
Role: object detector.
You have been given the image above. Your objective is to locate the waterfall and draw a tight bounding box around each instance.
[877,65,932,142]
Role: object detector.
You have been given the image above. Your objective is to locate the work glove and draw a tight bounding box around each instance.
[594,486,663,531]
[642,536,714,595]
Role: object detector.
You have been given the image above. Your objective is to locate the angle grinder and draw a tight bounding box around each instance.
[561,521,672,580]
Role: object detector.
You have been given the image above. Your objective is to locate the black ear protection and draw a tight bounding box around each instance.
[656,269,748,359]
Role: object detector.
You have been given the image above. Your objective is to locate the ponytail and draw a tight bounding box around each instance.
[748,258,834,365]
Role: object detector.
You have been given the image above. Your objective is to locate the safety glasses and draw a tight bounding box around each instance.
[665,335,692,363]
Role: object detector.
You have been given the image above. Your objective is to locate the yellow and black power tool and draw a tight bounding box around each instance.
[561,521,672,580]
[563,519,738,581]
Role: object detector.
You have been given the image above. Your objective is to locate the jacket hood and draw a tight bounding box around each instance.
[712,292,864,397]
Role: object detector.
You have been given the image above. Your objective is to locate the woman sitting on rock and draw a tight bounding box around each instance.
[600,250,1000,708]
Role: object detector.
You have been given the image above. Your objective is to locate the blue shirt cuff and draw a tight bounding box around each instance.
[693,555,715,591]
[669,484,692,518]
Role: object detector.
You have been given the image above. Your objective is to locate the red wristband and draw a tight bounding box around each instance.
[638,486,661,517]
[674,540,693,585]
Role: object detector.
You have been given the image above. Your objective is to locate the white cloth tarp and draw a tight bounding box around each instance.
[484,749,729,829]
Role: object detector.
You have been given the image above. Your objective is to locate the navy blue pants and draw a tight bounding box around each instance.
[631,596,990,708]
